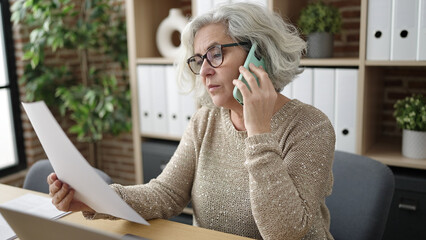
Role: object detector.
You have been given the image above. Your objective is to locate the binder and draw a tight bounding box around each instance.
[313,68,335,126]
[391,0,419,60]
[165,65,182,138]
[232,0,268,7]
[180,92,196,134]
[213,0,229,7]
[418,0,426,60]
[137,65,155,135]
[195,0,213,16]
[280,82,293,99]
[366,0,392,60]
[246,0,268,7]
[150,65,168,135]
[292,67,313,105]
[335,69,358,154]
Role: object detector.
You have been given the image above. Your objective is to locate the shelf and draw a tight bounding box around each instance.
[137,58,174,65]
[141,133,181,142]
[300,58,360,67]
[365,137,426,170]
[365,60,426,67]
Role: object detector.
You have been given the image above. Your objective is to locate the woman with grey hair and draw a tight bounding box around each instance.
[47,3,335,239]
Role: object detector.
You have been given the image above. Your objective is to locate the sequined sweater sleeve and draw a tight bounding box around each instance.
[243,104,335,239]
[105,116,199,220]
[83,109,201,220]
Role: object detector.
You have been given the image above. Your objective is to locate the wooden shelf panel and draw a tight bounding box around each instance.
[300,58,360,67]
[137,58,174,65]
[365,137,426,170]
[365,60,426,67]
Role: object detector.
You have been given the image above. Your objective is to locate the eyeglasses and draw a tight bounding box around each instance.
[187,42,249,75]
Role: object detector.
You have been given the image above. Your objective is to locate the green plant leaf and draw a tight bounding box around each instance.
[23,0,34,8]
[31,54,40,69]
[298,1,342,35]
[394,94,426,131]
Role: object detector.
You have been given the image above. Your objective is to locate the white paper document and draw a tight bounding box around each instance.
[22,101,149,225]
[0,214,15,240]
[0,193,69,240]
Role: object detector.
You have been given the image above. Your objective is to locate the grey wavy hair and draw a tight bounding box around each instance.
[175,2,306,102]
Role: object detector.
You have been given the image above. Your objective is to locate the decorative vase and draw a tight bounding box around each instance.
[156,9,188,59]
[402,129,426,159]
[306,32,333,58]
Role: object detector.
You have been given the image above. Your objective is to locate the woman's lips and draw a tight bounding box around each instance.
[208,84,220,92]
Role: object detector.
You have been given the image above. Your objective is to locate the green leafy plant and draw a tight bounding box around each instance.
[298,1,342,35]
[56,69,131,142]
[393,94,426,131]
[11,0,131,166]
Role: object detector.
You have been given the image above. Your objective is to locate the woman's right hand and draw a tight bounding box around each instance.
[47,173,95,213]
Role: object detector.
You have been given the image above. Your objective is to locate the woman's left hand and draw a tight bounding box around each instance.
[233,63,278,137]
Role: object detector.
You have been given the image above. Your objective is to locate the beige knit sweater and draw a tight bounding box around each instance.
[87,99,336,240]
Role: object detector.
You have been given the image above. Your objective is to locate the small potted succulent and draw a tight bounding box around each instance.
[298,1,342,58]
[393,94,426,159]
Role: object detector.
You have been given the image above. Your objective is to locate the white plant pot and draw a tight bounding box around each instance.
[402,129,426,159]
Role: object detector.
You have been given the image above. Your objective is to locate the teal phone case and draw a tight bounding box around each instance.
[233,42,266,105]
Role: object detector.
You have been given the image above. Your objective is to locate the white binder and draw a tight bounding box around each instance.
[280,82,293,99]
[246,0,268,7]
[313,68,335,127]
[180,92,196,134]
[213,0,230,7]
[366,0,392,60]
[165,65,182,138]
[292,67,313,105]
[150,65,168,135]
[391,0,419,60]
[232,0,268,7]
[418,0,426,60]
[335,69,358,154]
[195,0,213,16]
[137,65,155,135]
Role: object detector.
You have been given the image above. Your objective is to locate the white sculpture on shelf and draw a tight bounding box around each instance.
[156,9,188,59]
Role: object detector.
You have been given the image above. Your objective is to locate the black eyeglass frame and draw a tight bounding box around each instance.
[187,42,249,75]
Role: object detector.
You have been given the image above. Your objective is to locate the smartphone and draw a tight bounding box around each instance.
[233,42,266,105]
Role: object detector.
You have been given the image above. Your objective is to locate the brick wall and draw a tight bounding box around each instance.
[326,0,361,57]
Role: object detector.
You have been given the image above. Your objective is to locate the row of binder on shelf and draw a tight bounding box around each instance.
[281,68,359,154]
[137,65,196,138]
[138,64,358,153]
[195,0,268,16]
[367,0,426,61]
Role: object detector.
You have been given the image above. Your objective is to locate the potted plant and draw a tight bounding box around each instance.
[298,1,342,58]
[393,94,426,159]
[11,0,131,167]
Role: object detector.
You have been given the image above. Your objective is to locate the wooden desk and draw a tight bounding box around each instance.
[0,184,251,240]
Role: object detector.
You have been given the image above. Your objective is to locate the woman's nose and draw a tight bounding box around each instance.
[199,59,215,77]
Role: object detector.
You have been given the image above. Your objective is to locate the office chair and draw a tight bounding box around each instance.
[23,159,113,194]
[326,151,395,240]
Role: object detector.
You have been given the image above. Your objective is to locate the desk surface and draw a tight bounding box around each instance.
[0,184,251,240]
